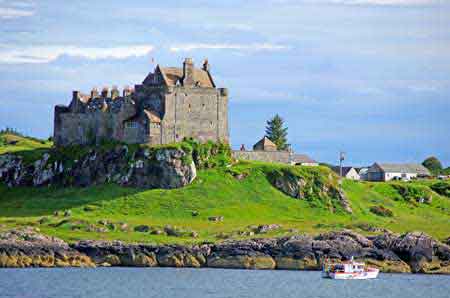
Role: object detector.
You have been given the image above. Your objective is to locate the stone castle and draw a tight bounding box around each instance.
[54,58,229,146]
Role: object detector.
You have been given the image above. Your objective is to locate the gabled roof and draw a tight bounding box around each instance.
[371,163,430,175]
[293,154,317,164]
[143,64,215,88]
[159,67,215,88]
[253,136,277,150]
[331,166,357,176]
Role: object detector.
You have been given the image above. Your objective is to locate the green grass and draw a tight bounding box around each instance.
[0,133,52,162]
[1,135,449,244]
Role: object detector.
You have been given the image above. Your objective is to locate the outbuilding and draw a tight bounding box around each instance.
[367,163,430,181]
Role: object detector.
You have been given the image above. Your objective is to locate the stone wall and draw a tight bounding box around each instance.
[232,150,293,164]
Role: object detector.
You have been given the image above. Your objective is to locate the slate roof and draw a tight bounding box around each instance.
[253,136,277,150]
[331,166,355,176]
[159,67,215,88]
[292,154,317,164]
[372,163,430,175]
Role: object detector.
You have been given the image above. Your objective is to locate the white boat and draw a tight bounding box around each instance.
[322,257,379,280]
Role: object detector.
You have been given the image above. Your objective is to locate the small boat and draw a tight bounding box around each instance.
[322,257,379,280]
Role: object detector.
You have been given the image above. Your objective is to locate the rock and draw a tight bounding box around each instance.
[53,211,60,216]
[164,225,182,237]
[0,146,197,190]
[134,225,150,233]
[256,224,282,234]
[208,216,224,222]
[63,210,72,217]
[151,229,164,235]
[390,232,434,273]
[191,211,199,217]
[190,231,199,238]
[275,256,319,270]
[207,254,276,270]
[119,223,128,231]
[98,220,108,226]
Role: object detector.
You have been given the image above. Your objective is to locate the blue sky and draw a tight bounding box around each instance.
[0,0,449,166]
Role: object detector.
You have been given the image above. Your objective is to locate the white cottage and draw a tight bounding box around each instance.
[367,163,430,181]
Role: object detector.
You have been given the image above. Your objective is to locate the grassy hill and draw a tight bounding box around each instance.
[1,134,449,244]
[0,132,52,161]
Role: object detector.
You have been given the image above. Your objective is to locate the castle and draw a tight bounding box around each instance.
[54,58,229,146]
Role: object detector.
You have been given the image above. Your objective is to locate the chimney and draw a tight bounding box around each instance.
[101,87,109,98]
[182,58,194,87]
[202,58,210,72]
[111,86,119,99]
[123,86,132,97]
[91,88,99,99]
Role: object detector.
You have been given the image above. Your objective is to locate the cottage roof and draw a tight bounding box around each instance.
[372,163,430,175]
[253,136,277,150]
[292,154,317,164]
[331,166,355,176]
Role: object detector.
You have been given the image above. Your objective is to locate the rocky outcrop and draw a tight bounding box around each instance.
[270,169,352,213]
[1,228,450,273]
[0,146,196,189]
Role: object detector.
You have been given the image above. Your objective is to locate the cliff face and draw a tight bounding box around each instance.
[0,145,196,189]
[1,228,450,274]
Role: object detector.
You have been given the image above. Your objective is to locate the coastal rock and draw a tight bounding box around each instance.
[207,254,276,270]
[1,228,450,274]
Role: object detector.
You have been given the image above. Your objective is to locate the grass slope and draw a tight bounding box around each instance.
[0,136,449,244]
[0,133,52,162]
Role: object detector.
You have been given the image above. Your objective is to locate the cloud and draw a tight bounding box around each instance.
[0,7,34,19]
[169,43,291,52]
[0,45,154,64]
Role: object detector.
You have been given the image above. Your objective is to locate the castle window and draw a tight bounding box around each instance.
[125,121,138,129]
[188,103,191,112]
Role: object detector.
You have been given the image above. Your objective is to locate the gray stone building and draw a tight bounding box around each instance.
[54,58,229,147]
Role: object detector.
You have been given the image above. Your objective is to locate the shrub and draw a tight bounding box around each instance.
[430,182,450,198]
[370,205,393,217]
[391,183,433,204]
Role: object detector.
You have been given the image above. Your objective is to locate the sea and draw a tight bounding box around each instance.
[0,268,449,298]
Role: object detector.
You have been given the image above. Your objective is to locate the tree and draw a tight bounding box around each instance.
[265,114,288,150]
[422,156,443,175]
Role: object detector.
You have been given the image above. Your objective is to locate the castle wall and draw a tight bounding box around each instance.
[162,87,228,144]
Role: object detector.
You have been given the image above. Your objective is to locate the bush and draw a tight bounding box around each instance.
[430,182,450,198]
[391,183,433,204]
[370,205,393,217]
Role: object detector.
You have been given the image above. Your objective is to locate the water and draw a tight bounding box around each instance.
[0,268,449,298]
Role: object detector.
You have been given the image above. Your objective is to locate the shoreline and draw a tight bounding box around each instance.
[1,228,449,274]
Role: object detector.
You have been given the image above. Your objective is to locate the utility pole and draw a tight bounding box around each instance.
[339,151,345,191]
[339,151,345,178]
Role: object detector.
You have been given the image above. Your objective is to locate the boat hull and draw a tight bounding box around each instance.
[328,269,379,280]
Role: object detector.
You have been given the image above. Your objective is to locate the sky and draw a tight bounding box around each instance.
[0,0,449,166]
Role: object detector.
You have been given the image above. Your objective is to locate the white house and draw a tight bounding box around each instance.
[332,166,360,180]
[367,163,430,181]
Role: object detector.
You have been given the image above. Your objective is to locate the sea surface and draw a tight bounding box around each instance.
[0,268,449,298]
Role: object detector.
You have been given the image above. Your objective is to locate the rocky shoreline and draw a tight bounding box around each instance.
[1,228,449,274]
